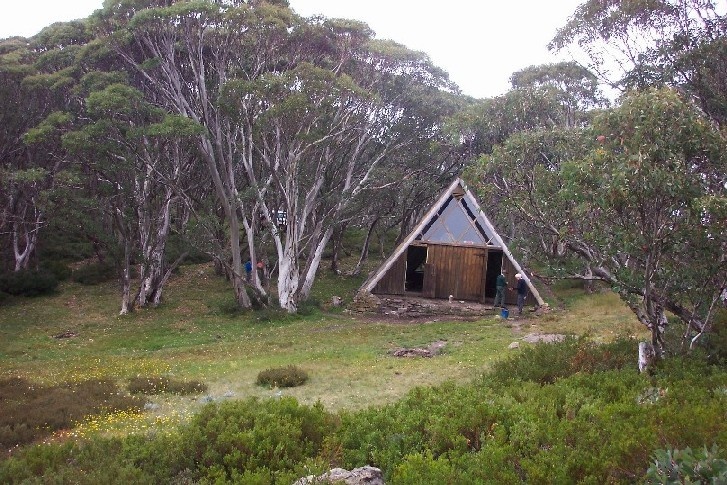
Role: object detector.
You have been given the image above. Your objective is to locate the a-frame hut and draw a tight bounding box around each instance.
[360,178,544,307]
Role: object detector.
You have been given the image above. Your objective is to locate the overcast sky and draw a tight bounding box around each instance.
[0,0,584,99]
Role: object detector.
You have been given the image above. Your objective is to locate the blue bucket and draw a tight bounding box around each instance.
[501,308,509,319]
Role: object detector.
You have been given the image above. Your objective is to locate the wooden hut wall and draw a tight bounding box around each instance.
[373,252,406,295]
[427,245,487,301]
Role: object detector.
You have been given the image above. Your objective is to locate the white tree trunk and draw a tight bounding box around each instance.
[119,235,132,315]
[137,184,175,308]
[638,341,655,373]
[299,228,334,301]
[277,245,300,313]
[12,208,41,272]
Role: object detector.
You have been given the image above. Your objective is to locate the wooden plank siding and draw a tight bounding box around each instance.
[373,251,406,295]
[427,245,488,302]
[370,243,540,306]
[423,261,436,298]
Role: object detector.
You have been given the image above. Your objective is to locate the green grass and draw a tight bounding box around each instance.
[0,261,647,446]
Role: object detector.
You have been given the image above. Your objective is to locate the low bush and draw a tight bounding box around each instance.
[71,261,116,285]
[335,341,727,483]
[127,376,208,395]
[40,260,72,282]
[0,378,144,453]
[177,397,334,482]
[256,365,309,388]
[489,336,635,385]
[0,269,58,297]
[165,233,211,265]
[702,308,727,365]
[646,445,727,484]
[0,434,192,484]
[3,338,726,484]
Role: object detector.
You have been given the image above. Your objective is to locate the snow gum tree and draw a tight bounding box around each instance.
[475,87,726,355]
[92,0,300,309]
[220,62,386,312]
[92,1,456,312]
[0,27,84,272]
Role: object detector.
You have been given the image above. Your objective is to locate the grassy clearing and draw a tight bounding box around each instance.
[537,281,647,341]
[0,262,648,447]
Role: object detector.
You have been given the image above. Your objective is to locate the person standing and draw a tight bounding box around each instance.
[515,273,528,316]
[494,270,507,308]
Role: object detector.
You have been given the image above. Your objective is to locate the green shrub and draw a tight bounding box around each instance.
[165,233,211,265]
[702,308,727,365]
[334,355,682,483]
[0,269,58,297]
[0,439,158,484]
[3,339,727,484]
[72,261,117,285]
[40,260,72,281]
[127,376,208,395]
[335,382,503,478]
[37,227,95,262]
[256,365,309,388]
[646,445,727,484]
[489,336,635,385]
[391,451,457,484]
[178,397,334,482]
[0,435,194,484]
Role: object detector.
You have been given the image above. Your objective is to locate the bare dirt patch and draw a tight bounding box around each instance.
[390,340,448,358]
[348,311,484,325]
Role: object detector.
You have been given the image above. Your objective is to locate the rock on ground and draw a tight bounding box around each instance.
[293,466,384,485]
[521,333,566,344]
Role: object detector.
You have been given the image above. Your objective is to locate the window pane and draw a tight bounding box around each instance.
[459,226,486,245]
[442,203,472,240]
[421,220,453,243]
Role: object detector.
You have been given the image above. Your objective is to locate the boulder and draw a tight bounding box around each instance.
[293,466,384,485]
[521,333,566,344]
[351,292,381,313]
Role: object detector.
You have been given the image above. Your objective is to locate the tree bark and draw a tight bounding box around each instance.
[352,216,379,276]
[299,227,334,302]
[119,228,133,315]
[329,222,348,274]
[12,206,42,272]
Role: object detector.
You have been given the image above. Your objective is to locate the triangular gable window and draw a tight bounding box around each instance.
[418,191,491,245]
[461,196,498,243]
[423,219,452,243]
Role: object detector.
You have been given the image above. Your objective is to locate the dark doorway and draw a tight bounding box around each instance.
[405,245,427,292]
[485,250,503,298]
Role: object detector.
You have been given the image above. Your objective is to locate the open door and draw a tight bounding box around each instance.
[485,250,503,300]
[405,245,427,293]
